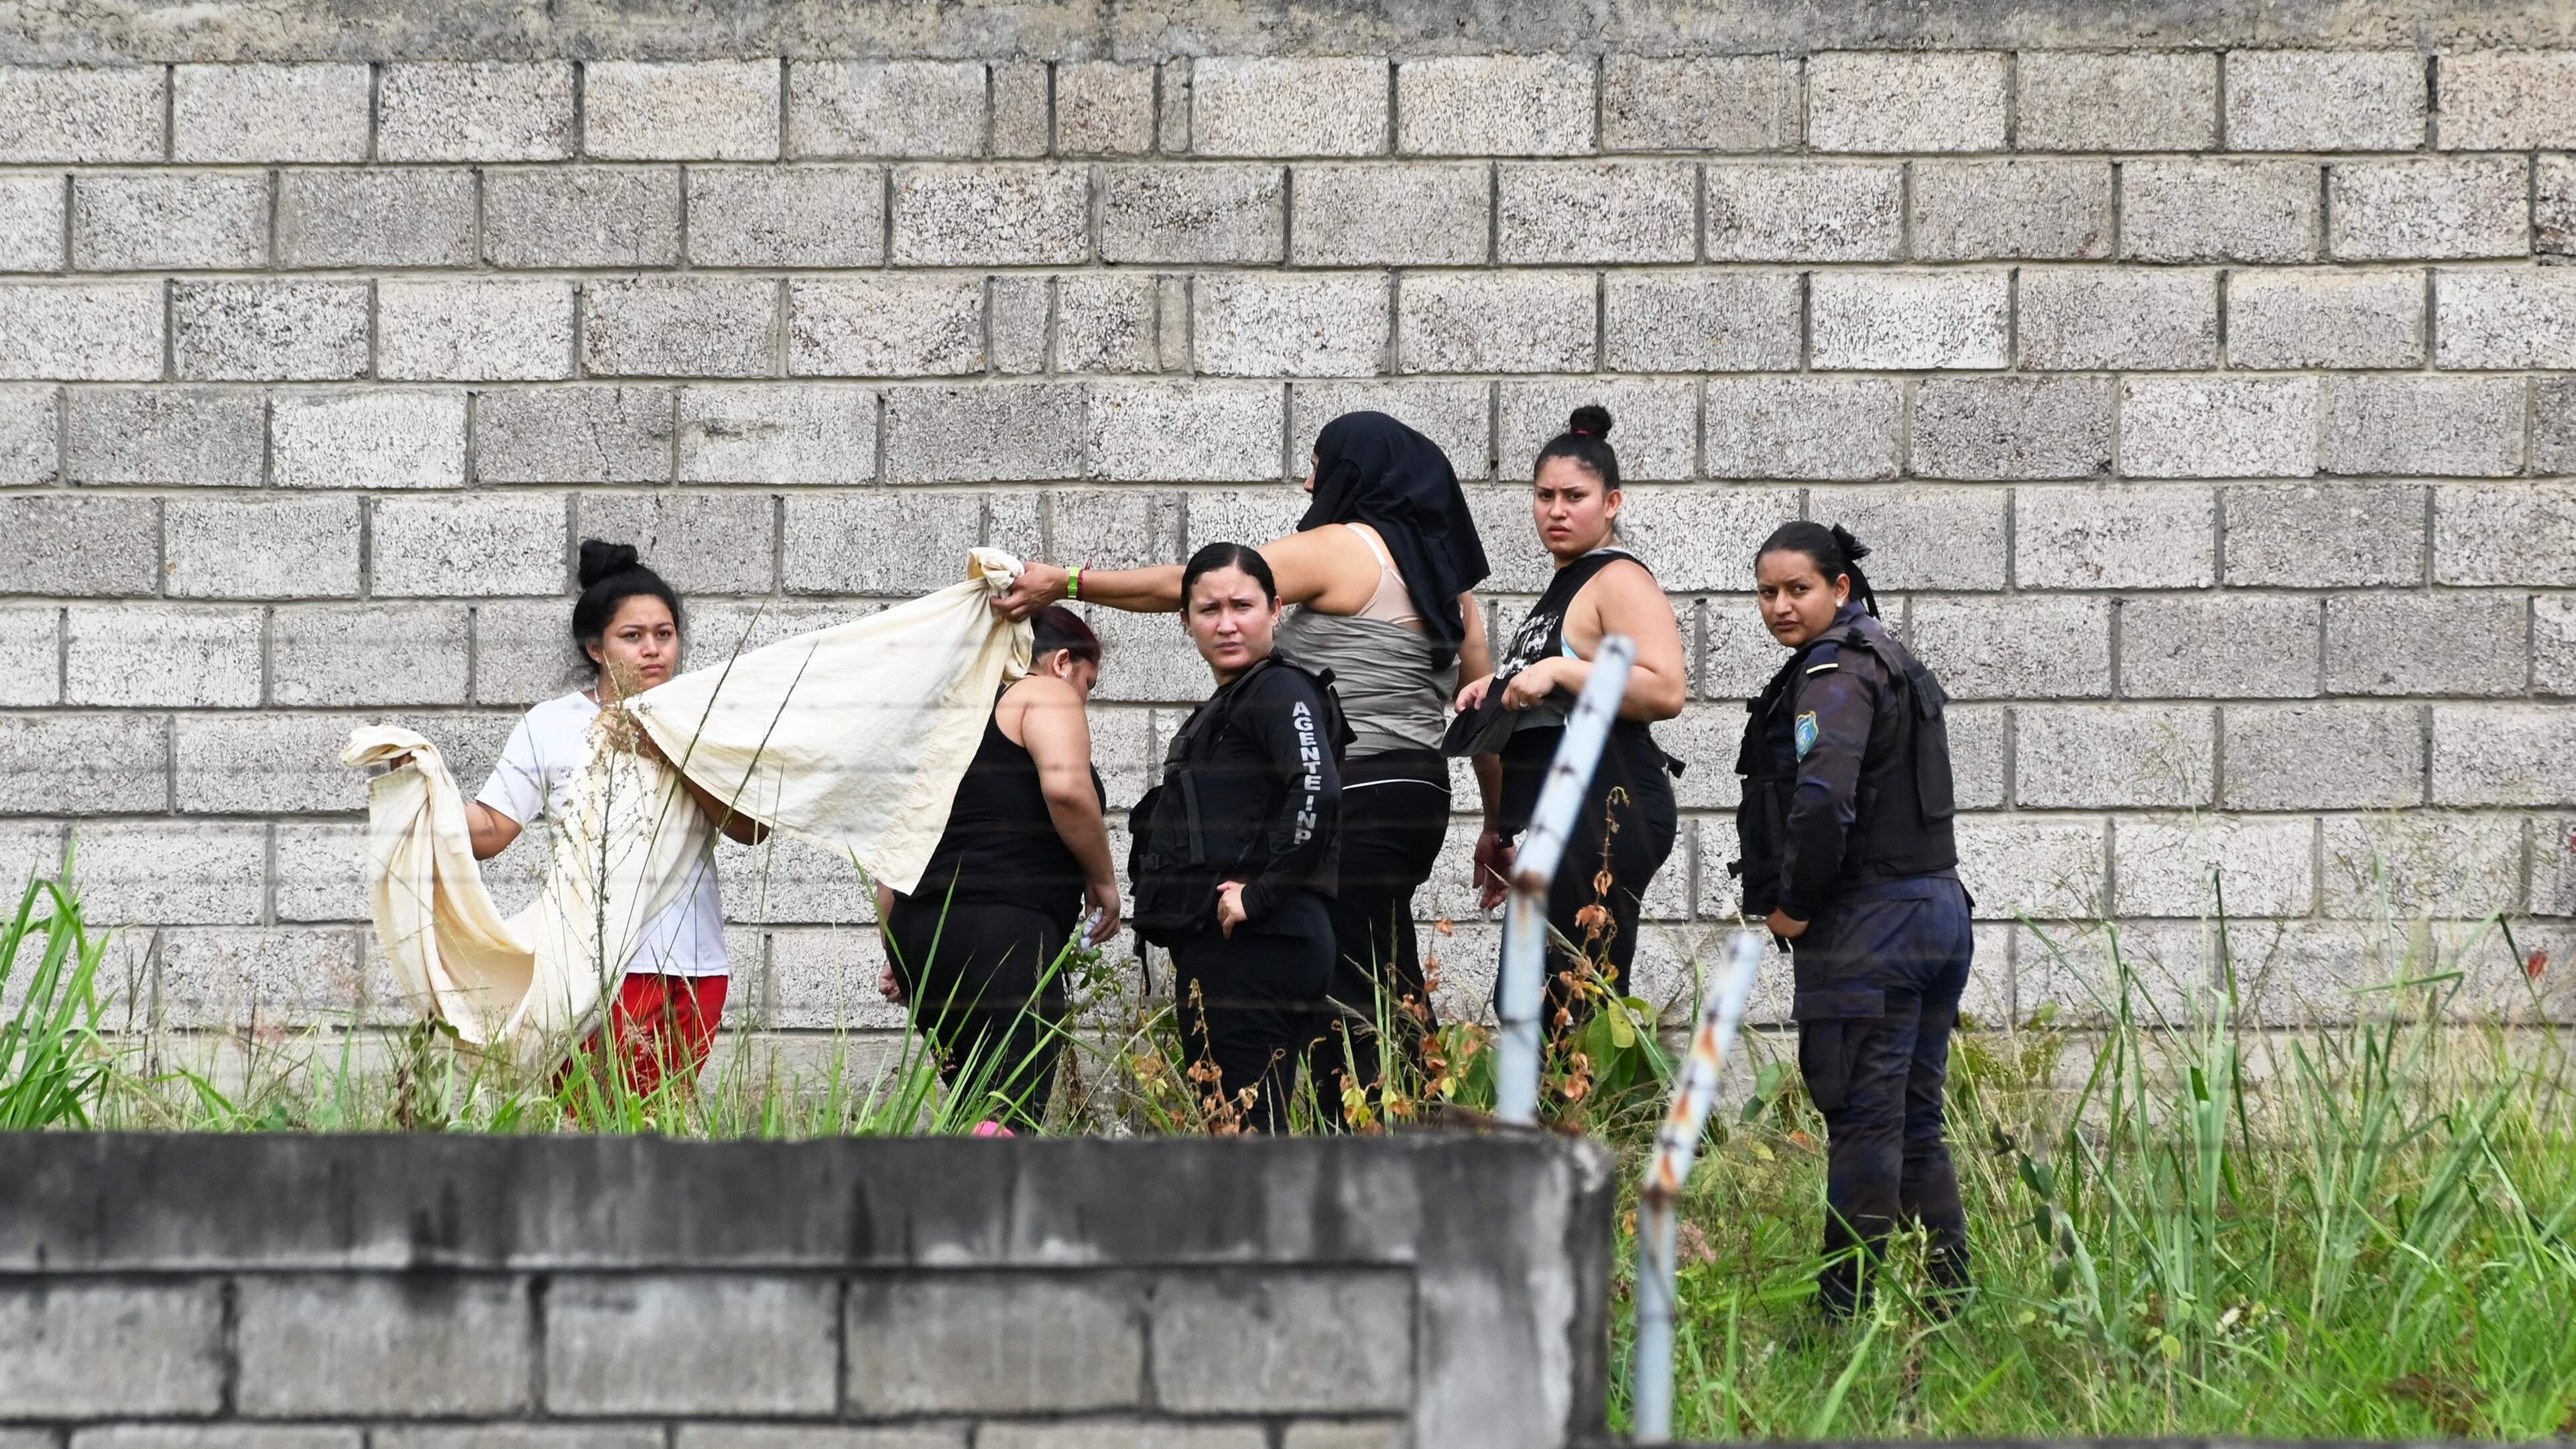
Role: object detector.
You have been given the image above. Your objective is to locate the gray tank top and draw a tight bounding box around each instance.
[1276,607,1459,757]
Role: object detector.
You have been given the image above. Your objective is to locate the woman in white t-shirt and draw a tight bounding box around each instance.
[469,540,768,1098]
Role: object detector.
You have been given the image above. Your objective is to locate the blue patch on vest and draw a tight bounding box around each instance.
[1794,711,1819,759]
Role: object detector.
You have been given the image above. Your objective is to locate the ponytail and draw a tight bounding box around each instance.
[1756,521,1879,618]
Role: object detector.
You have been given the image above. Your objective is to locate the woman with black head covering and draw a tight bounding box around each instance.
[995,412,1493,1122]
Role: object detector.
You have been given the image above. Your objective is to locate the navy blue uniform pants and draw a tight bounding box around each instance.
[1789,874,1975,1314]
[1171,891,1334,1135]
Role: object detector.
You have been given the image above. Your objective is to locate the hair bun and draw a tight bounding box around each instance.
[1827,523,1872,562]
[1566,403,1613,439]
[577,538,642,588]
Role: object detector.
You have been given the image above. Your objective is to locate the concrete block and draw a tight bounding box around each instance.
[1953,815,2106,921]
[374,493,568,596]
[2323,811,2526,918]
[675,1431,960,1449]
[2115,814,2316,919]
[2433,268,2576,369]
[475,385,672,483]
[172,279,369,382]
[2119,377,2318,479]
[577,491,776,594]
[717,832,877,928]
[2016,703,2215,808]
[2121,159,2321,263]
[0,1282,223,1415]
[1808,51,2007,153]
[1806,485,2008,591]
[1290,380,1489,480]
[1159,60,1192,154]
[70,171,267,271]
[994,60,1045,157]
[1607,485,1800,591]
[1280,1427,1405,1449]
[66,820,265,925]
[678,383,874,485]
[235,1275,530,1415]
[0,175,63,271]
[585,276,779,379]
[1703,376,1900,481]
[547,1275,835,1415]
[273,820,365,921]
[997,286,1050,376]
[585,59,780,161]
[2227,50,2427,150]
[2017,483,2214,590]
[846,1275,1142,1412]
[484,166,683,267]
[2018,51,2217,151]
[474,597,591,705]
[1911,159,2111,261]
[2119,594,2320,699]
[1182,485,1310,556]
[2437,52,2576,149]
[787,60,986,158]
[379,60,576,162]
[172,62,369,163]
[2542,595,2576,695]
[75,1430,358,1449]
[64,605,261,707]
[1909,594,2110,700]
[1603,271,1800,373]
[0,495,158,596]
[0,281,164,380]
[1069,607,1207,703]
[1397,271,1594,375]
[1601,54,1799,151]
[1703,162,1903,261]
[894,165,1090,265]
[1042,489,1184,574]
[1291,162,1487,266]
[273,602,476,706]
[1151,1272,1412,1412]
[1056,273,1160,373]
[2537,376,2576,473]
[2435,483,2576,586]
[2541,814,2576,913]
[885,383,1082,483]
[1396,54,1593,156]
[1192,56,1390,157]
[2431,705,2576,806]
[378,278,576,381]
[2330,156,2528,259]
[1910,376,2112,481]
[0,387,52,488]
[1101,164,1283,263]
[1088,381,1282,482]
[164,496,360,601]
[1058,60,1156,155]
[184,709,515,816]
[1497,160,1696,263]
[1194,273,1388,377]
[2325,592,2526,696]
[0,607,60,706]
[2321,376,2524,478]
[784,275,990,379]
[2221,702,2424,809]
[2225,267,2424,369]
[978,1426,1262,1449]
[782,491,987,594]
[2221,483,2427,587]
[274,389,467,490]
[278,168,477,269]
[688,164,884,267]
[2015,267,2219,370]
[2542,154,2576,257]
[1943,702,2009,809]
[1497,379,1697,483]
[0,713,166,814]
[66,386,264,486]
[1809,269,2008,370]
[0,64,164,163]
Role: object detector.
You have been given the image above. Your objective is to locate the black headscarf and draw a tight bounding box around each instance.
[1297,412,1490,670]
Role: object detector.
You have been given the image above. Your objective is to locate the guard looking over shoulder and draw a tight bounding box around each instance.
[1731,522,1973,1320]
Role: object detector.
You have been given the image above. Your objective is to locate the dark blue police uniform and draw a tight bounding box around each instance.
[1733,601,1973,1315]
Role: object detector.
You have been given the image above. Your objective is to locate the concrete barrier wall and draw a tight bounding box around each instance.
[0,0,2571,1059]
[0,1129,1615,1449]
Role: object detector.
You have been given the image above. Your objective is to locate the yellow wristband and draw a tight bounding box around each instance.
[1066,565,1081,601]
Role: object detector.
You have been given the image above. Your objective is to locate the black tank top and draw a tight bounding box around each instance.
[1484,549,1677,836]
[914,691,1105,927]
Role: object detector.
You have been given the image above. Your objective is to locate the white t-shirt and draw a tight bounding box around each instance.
[477,691,729,979]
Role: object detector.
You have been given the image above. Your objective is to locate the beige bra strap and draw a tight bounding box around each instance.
[1343,521,1397,570]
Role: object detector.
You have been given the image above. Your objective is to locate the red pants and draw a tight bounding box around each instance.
[554,973,729,1100]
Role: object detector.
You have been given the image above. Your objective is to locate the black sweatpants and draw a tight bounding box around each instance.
[1170,892,1333,1135]
[1512,733,1679,1041]
[1789,875,1975,1315]
[1308,749,1450,1122]
[886,896,1072,1129]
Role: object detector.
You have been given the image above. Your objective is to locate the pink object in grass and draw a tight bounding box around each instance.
[972,1121,1016,1137]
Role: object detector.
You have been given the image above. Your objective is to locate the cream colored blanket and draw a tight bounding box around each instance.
[347,550,1031,1059]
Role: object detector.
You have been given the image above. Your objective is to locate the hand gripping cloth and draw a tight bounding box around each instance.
[347,549,1032,1060]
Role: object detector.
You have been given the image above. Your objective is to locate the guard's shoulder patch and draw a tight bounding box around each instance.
[1793,710,1820,759]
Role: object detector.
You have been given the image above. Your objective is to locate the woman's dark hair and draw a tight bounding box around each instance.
[1031,605,1102,667]
[572,538,683,667]
[1534,403,1620,491]
[1756,521,1879,618]
[1179,541,1279,605]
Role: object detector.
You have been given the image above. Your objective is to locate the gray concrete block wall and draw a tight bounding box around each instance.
[0,2,2572,1052]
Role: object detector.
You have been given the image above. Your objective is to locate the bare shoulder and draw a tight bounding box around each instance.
[1582,556,1678,617]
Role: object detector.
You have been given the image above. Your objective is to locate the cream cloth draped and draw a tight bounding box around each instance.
[345,549,1032,1060]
